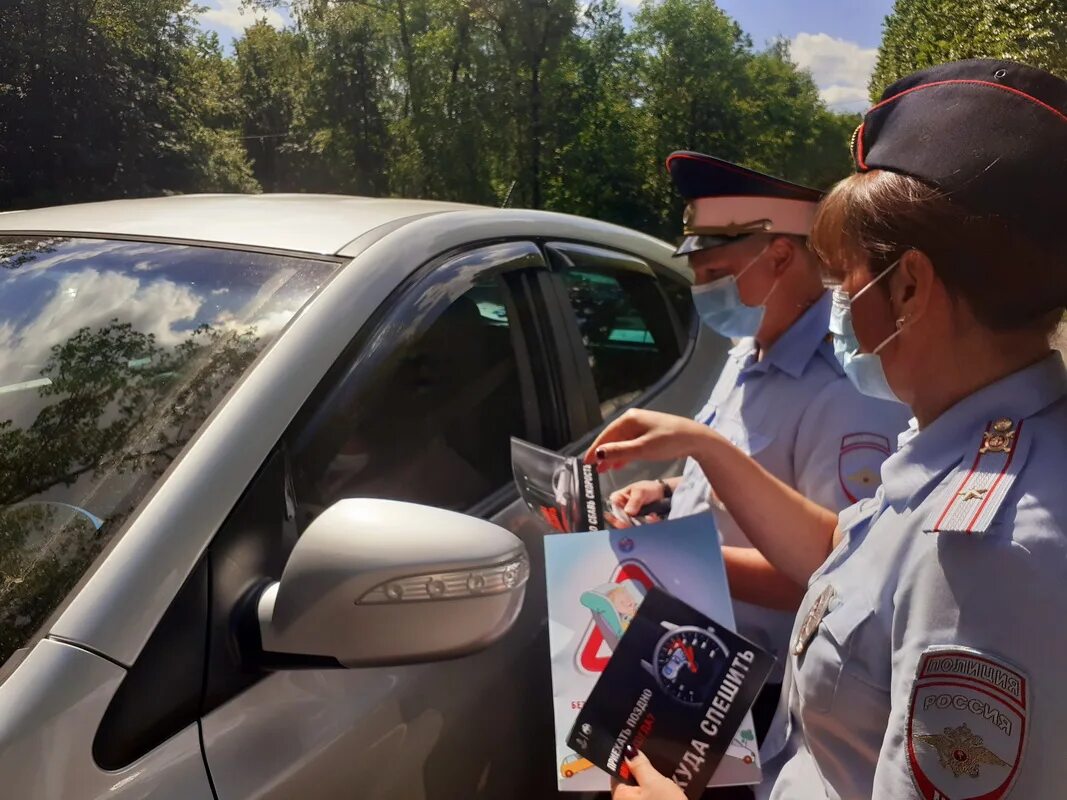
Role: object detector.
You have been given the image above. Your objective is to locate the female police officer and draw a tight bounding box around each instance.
[593,58,1067,799]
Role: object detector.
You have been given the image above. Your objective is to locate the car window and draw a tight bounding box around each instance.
[549,243,688,420]
[0,236,337,672]
[292,242,540,516]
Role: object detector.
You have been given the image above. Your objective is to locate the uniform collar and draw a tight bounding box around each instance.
[880,353,1067,508]
[739,291,834,379]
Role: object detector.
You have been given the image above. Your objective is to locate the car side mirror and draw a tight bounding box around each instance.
[254,499,529,667]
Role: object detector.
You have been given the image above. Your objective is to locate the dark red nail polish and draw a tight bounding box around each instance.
[624,743,637,759]
[596,448,606,461]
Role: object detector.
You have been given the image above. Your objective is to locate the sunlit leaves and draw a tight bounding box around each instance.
[871,0,1067,100]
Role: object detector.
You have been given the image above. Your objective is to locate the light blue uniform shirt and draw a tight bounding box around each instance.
[769,353,1067,799]
[668,292,910,674]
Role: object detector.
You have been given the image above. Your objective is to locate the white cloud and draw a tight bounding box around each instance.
[198,0,285,35]
[790,32,878,114]
[2,241,136,282]
[819,84,871,110]
[0,269,204,387]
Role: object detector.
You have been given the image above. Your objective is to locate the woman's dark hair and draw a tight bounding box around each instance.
[811,169,1067,334]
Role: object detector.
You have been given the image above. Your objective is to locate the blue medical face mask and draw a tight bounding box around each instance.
[829,259,906,404]
[690,244,774,338]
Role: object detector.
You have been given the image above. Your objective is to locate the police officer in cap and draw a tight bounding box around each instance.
[611,153,909,751]
[595,57,1067,800]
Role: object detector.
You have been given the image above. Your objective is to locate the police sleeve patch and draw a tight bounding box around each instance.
[907,647,1028,800]
[838,432,891,503]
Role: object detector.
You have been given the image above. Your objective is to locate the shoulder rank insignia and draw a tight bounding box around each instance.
[926,417,1031,535]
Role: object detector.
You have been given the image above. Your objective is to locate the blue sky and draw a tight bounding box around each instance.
[716,0,897,111]
[196,0,896,112]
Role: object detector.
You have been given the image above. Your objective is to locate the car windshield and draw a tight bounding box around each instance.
[0,236,337,670]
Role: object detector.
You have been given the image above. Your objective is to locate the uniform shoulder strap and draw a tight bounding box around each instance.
[925,417,1032,535]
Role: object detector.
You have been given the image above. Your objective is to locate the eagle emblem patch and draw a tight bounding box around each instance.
[907,647,1028,799]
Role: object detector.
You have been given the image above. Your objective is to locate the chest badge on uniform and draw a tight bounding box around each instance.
[792,584,835,658]
[907,646,1028,800]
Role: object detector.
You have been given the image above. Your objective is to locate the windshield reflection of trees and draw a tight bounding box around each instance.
[566,274,630,347]
[0,319,259,666]
[0,237,61,271]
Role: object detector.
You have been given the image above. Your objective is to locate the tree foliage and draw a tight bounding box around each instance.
[0,0,257,209]
[871,0,1067,100]
[1,0,866,235]
[235,23,311,191]
[628,1,856,233]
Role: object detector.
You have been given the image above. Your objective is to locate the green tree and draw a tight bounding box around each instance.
[243,0,859,230]
[383,0,500,202]
[265,0,581,207]
[181,32,261,193]
[235,22,310,191]
[630,0,856,237]
[472,0,579,208]
[871,0,1067,100]
[293,3,394,195]
[740,41,857,189]
[542,0,654,229]
[630,0,754,233]
[0,0,256,211]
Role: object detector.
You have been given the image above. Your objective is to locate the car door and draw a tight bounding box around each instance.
[198,240,568,800]
[542,241,725,476]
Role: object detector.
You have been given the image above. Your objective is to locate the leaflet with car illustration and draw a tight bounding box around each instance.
[544,516,766,792]
[510,438,666,532]
[568,587,774,798]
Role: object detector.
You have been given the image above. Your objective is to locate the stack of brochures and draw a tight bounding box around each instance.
[510,438,774,795]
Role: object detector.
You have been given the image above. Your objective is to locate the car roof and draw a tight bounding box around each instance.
[0,194,480,256]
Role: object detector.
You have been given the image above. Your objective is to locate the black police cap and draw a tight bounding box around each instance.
[855,58,1067,240]
[667,152,822,203]
[666,152,822,255]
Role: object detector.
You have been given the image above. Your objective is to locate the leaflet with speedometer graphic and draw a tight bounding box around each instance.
[544,517,764,792]
[567,587,774,798]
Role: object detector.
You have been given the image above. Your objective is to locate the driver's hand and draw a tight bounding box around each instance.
[610,480,667,517]
[611,750,685,800]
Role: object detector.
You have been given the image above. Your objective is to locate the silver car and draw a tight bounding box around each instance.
[0,195,727,799]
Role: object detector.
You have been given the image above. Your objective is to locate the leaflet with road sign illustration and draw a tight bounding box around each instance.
[544,517,766,793]
[568,587,774,798]
[510,438,666,532]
